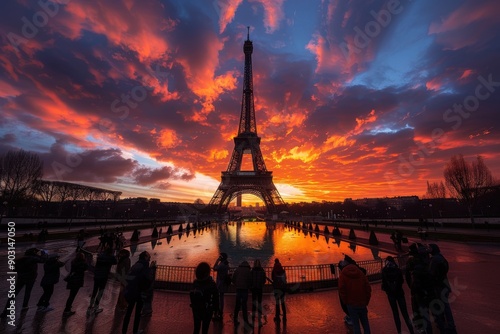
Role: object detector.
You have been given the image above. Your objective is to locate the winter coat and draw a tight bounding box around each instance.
[40,257,65,286]
[66,257,88,289]
[272,264,287,290]
[251,267,267,290]
[16,255,45,282]
[93,251,117,281]
[381,263,405,296]
[190,276,219,316]
[124,259,152,301]
[429,253,450,290]
[406,255,434,301]
[232,261,252,289]
[213,260,229,291]
[338,264,371,307]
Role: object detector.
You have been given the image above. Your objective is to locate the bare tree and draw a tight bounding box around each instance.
[425,181,446,198]
[444,155,494,224]
[0,150,43,203]
[34,180,58,202]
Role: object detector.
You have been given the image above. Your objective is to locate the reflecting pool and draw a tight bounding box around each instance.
[127,222,390,268]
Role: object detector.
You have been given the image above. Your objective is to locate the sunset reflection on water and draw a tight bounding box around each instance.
[128,222,388,268]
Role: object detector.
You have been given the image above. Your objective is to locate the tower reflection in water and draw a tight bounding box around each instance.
[127,222,389,267]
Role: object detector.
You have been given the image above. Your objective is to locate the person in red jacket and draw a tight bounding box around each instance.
[339,263,372,334]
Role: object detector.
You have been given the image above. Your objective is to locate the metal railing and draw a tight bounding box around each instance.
[152,256,409,292]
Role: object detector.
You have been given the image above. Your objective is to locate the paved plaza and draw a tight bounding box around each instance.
[1,223,499,334]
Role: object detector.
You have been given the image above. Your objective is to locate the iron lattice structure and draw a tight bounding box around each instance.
[209,30,285,213]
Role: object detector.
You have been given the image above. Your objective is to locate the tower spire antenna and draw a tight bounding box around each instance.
[247,26,250,40]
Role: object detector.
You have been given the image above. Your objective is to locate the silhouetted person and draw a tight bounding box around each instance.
[382,256,414,334]
[212,252,229,320]
[37,253,64,312]
[429,244,457,334]
[271,258,287,323]
[87,246,117,315]
[232,260,252,327]
[339,260,371,334]
[1,248,46,318]
[115,249,131,310]
[406,243,434,334]
[122,251,154,334]
[63,252,88,316]
[141,259,157,316]
[76,229,86,251]
[190,262,218,334]
[338,260,353,326]
[251,259,266,327]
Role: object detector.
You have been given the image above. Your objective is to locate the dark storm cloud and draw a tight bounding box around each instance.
[133,165,194,186]
[40,141,137,183]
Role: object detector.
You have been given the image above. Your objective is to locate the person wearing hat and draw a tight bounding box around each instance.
[382,256,414,334]
[213,252,229,320]
[37,253,65,312]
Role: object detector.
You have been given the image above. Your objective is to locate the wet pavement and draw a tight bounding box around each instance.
[1,225,499,333]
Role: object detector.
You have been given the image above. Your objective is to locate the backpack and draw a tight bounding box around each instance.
[189,283,215,315]
[383,267,401,294]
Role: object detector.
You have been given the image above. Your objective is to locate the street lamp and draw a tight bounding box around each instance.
[429,204,435,231]
[69,204,76,231]
[106,207,110,229]
[0,201,7,225]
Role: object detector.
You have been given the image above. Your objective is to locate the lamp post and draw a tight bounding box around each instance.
[106,207,110,230]
[386,206,394,227]
[0,201,7,225]
[429,204,435,231]
[69,203,76,231]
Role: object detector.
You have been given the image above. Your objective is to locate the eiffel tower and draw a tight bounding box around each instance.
[209,28,286,213]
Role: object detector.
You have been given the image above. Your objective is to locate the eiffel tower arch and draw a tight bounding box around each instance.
[209,29,286,213]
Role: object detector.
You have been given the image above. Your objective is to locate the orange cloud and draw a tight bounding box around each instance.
[426,78,442,91]
[217,0,244,33]
[0,80,21,98]
[156,129,180,149]
[324,135,355,149]
[186,67,238,123]
[459,69,474,80]
[252,0,285,33]
[354,109,377,134]
[207,149,229,163]
[62,1,174,61]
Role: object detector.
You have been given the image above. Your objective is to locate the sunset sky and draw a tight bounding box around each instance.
[1,0,499,205]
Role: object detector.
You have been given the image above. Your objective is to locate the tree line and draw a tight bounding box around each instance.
[426,154,497,224]
[0,150,121,210]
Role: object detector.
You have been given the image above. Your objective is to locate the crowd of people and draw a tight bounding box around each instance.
[0,242,157,334]
[188,243,457,334]
[189,255,289,333]
[1,227,457,334]
[336,242,457,334]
